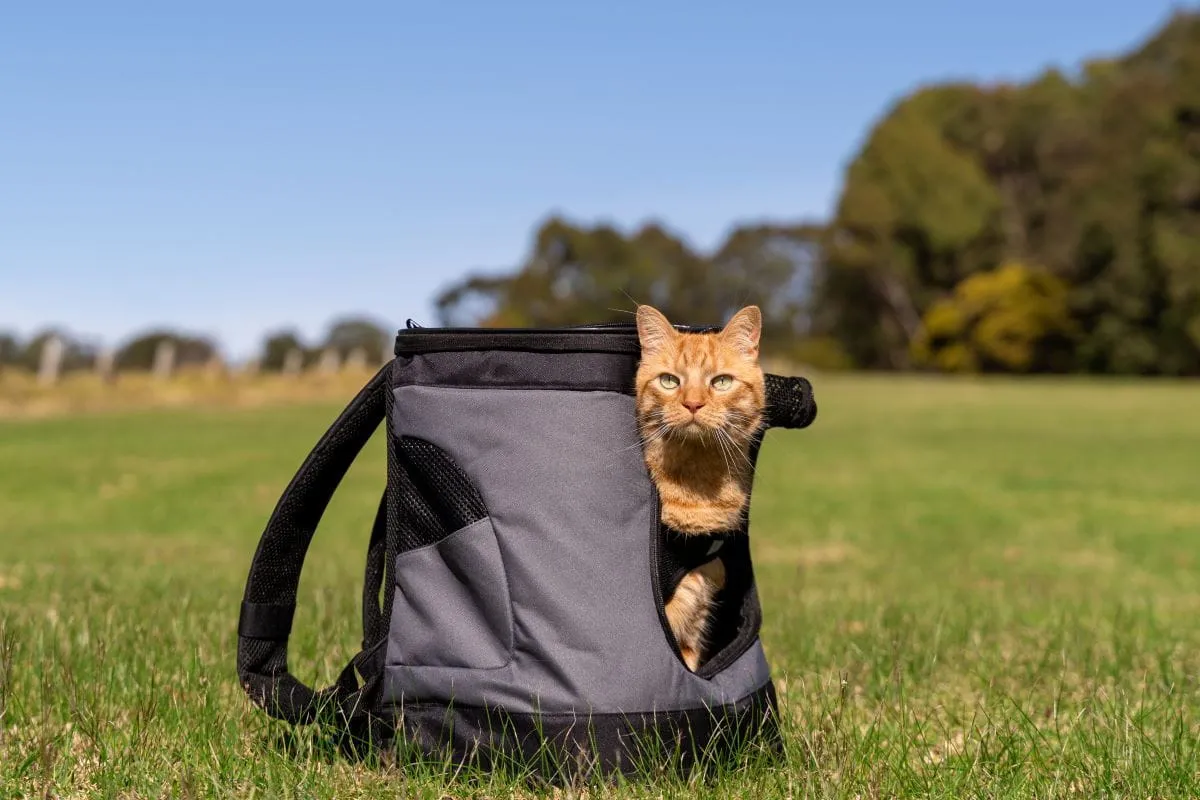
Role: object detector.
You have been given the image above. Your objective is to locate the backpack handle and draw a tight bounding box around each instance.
[763,373,817,430]
[236,361,391,726]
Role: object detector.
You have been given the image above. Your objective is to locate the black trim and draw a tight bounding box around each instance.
[393,323,723,356]
[382,680,781,781]
[394,350,638,394]
[396,330,642,356]
[648,490,688,669]
[694,533,764,680]
[238,602,296,640]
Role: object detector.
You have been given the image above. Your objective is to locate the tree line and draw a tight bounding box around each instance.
[0,317,393,375]
[7,13,1200,376]
[437,11,1200,375]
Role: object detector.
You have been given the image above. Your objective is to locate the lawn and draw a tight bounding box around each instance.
[2,374,1199,798]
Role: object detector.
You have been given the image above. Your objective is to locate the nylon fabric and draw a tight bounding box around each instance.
[389,516,514,669]
[384,385,772,714]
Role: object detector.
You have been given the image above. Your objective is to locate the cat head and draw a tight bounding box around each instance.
[634,304,766,442]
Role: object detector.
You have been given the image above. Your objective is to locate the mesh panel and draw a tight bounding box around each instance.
[391,436,489,554]
[764,374,817,429]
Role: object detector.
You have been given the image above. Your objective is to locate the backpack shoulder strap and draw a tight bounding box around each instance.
[763,373,817,430]
[236,361,391,726]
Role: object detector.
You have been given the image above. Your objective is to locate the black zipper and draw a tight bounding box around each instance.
[393,322,723,355]
[649,489,690,670]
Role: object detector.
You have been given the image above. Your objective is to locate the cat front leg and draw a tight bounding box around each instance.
[664,557,727,671]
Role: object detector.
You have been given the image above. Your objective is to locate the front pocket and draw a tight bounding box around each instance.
[389,515,514,669]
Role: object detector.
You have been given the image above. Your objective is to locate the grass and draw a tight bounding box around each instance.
[1,373,1199,798]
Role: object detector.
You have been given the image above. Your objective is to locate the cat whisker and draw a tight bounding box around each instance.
[714,430,735,475]
[717,427,755,473]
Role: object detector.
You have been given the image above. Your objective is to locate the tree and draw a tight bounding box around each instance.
[911,262,1078,373]
[817,10,1200,374]
[434,215,824,357]
[0,332,20,367]
[259,329,306,372]
[18,329,97,373]
[115,330,218,371]
[320,316,391,364]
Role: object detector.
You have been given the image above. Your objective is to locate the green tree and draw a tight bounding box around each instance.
[259,329,306,372]
[435,216,823,356]
[320,316,390,364]
[19,329,97,373]
[818,10,1200,374]
[115,330,217,371]
[0,332,20,367]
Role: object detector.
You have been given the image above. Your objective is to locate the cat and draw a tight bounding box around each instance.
[634,304,766,671]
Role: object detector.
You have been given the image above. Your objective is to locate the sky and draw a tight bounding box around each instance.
[1,1,1190,359]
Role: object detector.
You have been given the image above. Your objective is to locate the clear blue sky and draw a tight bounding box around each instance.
[1,1,1188,358]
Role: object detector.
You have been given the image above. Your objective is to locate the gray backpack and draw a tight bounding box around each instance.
[236,321,817,780]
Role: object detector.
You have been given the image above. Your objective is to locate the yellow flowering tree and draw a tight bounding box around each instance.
[911,262,1079,373]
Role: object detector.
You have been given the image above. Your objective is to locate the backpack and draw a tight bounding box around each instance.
[236,321,817,780]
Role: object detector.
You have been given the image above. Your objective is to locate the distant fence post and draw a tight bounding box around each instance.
[318,347,340,375]
[153,340,176,380]
[38,336,64,387]
[96,347,116,384]
[346,347,367,371]
[283,348,303,376]
[204,355,226,381]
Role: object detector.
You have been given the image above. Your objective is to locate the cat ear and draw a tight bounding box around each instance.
[636,305,676,357]
[721,305,762,359]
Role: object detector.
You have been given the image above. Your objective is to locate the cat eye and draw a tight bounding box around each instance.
[658,373,680,390]
[711,375,734,390]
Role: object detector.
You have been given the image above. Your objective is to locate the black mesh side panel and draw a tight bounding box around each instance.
[397,438,488,531]
[391,435,489,554]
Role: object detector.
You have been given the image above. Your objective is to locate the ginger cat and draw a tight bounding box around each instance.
[634,304,766,671]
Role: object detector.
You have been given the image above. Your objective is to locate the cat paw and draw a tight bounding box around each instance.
[699,556,726,590]
[680,646,701,672]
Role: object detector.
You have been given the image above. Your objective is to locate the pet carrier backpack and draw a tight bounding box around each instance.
[236,321,817,779]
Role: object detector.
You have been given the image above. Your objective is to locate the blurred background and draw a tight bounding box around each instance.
[5,2,1199,414]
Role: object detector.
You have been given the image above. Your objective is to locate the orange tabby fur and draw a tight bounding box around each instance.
[635,304,766,671]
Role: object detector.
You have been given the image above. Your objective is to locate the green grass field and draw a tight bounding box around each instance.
[2,375,1199,798]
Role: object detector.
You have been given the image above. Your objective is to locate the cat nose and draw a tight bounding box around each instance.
[682,400,706,414]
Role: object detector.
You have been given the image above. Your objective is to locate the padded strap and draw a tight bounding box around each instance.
[763,373,817,430]
[236,361,391,726]
[361,490,388,648]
